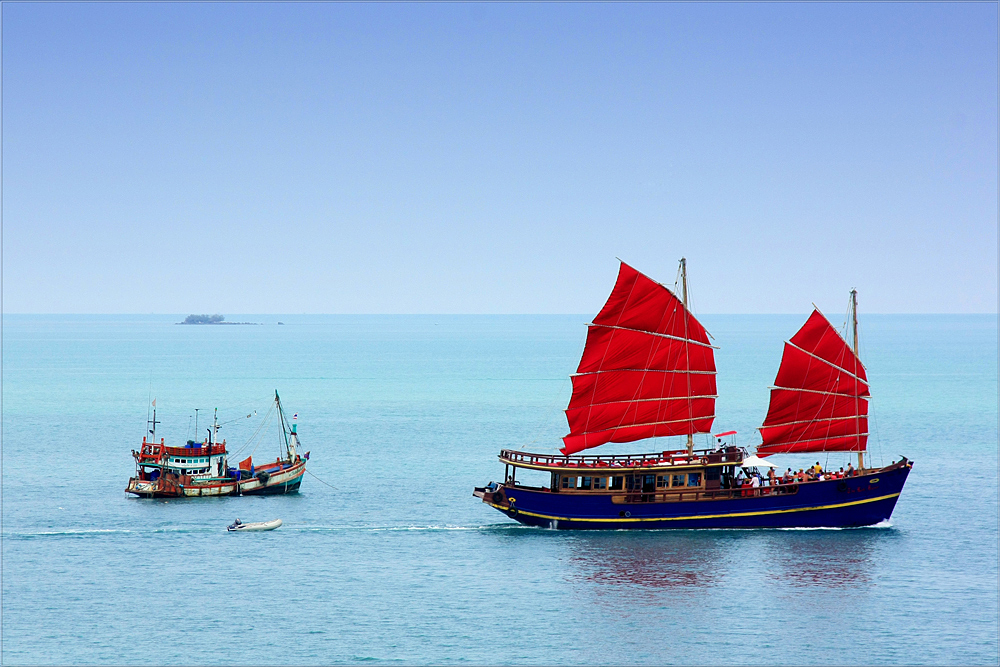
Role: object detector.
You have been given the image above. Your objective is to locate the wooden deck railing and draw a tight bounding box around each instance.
[499,447,744,469]
[617,484,800,503]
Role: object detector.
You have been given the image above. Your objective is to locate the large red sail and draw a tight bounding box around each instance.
[561,262,716,455]
[757,310,869,455]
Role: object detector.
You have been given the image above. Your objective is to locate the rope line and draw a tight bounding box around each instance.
[227,401,276,460]
[305,468,337,491]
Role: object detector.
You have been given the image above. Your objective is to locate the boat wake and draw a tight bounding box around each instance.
[11,528,131,539]
[295,523,528,533]
[777,520,893,531]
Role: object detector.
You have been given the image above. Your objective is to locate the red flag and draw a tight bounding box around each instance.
[239,456,253,471]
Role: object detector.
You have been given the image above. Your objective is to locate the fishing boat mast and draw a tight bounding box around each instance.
[851,289,864,472]
[210,408,219,446]
[148,402,160,441]
[680,257,694,457]
[275,391,297,460]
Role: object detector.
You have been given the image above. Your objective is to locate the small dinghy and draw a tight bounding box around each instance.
[228,518,282,532]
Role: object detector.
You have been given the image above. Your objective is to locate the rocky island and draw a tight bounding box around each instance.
[178,314,259,325]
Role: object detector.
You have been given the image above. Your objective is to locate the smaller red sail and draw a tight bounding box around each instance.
[561,262,716,455]
[757,309,869,455]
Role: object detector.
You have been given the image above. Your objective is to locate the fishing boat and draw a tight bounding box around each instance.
[474,259,912,529]
[228,518,282,532]
[126,392,309,498]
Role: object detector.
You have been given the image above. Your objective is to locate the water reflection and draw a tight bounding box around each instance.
[563,527,896,594]
[568,532,729,589]
[764,528,894,589]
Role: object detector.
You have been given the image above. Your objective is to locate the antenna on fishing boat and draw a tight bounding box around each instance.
[851,289,864,472]
[194,408,201,443]
[211,408,219,446]
[148,398,160,440]
[680,257,695,458]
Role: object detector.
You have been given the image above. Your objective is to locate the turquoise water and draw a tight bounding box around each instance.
[3,314,997,664]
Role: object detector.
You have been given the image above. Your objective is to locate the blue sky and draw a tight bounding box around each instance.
[4,3,996,314]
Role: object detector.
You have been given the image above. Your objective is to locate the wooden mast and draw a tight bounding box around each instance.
[681,258,694,457]
[851,289,864,472]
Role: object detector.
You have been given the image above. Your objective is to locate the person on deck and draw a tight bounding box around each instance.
[767,468,776,486]
[846,463,855,477]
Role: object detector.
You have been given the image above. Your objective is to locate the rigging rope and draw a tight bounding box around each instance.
[226,401,276,460]
[305,468,338,491]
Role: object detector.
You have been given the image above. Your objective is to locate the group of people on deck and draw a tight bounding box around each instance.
[732,462,859,496]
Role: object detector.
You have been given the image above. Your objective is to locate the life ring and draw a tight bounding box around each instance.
[837,481,848,492]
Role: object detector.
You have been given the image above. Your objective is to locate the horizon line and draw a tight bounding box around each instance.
[4,312,998,317]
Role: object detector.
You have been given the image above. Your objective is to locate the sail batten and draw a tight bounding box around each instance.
[562,262,716,455]
[758,309,868,456]
[782,342,870,387]
[590,324,719,349]
[571,416,719,436]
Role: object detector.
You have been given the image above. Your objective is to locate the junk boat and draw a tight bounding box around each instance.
[126,392,309,498]
[228,518,282,532]
[474,260,912,529]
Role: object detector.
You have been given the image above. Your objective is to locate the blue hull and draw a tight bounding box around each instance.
[483,461,911,529]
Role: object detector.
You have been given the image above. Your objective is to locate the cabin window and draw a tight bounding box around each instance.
[672,474,686,487]
[580,476,592,490]
[562,476,576,489]
[609,476,623,490]
[656,475,668,489]
[593,477,607,490]
[687,473,702,487]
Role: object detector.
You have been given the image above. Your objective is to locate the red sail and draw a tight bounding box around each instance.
[757,309,869,455]
[561,262,716,455]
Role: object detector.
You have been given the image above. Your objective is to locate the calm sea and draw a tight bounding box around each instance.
[3,314,997,665]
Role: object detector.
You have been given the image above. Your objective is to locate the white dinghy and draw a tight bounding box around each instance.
[228,518,282,532]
